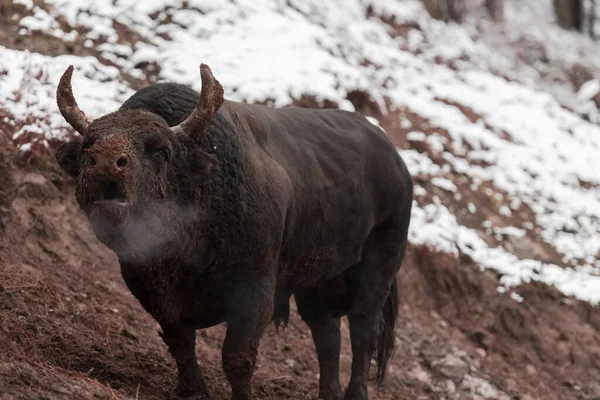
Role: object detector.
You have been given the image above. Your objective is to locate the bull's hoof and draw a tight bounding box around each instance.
[343,384,367,400]
[178,384,210,400]
[319,395,343,400]
[319,386,343,400]
[182,395,211,400]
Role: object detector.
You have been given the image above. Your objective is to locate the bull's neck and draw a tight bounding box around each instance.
[181,111,247,254]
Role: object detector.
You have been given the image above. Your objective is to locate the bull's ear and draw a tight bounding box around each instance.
[55,141,80,177]
[189,148,219,177]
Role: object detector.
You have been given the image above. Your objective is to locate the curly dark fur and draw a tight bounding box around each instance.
[119,82,200,127]
[55,74,413,400]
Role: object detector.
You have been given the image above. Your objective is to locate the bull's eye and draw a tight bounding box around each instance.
[83,147,95,165]
[153,148,170,162]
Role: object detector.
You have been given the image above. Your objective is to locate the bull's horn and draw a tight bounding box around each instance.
[56,65,92,136]
[171,63,224,138]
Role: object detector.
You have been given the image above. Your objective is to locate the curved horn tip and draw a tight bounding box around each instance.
[199,63,215,79]
[62,65,75,79]
[58,65,76,94]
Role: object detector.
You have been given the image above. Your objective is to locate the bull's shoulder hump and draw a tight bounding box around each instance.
[221,101,388,152]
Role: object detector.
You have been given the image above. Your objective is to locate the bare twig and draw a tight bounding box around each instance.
[3,280,40,292]
[108,386,120,400]
[36,314,53,328]
[260,375,294,382]
[22,216,38,241]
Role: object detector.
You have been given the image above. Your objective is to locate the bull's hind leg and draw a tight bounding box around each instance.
[344,218,408,400]
[295,288,343,400]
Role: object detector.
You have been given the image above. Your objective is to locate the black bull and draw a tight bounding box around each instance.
[54,64,413,400]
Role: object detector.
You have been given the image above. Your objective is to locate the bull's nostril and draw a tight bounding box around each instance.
[116,155,128,168]
[89,156,96,166]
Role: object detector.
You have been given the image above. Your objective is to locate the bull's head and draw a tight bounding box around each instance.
[55,64,223,255]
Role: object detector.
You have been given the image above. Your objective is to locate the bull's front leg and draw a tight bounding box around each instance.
[222,276,274,400]
[159,324,210,399]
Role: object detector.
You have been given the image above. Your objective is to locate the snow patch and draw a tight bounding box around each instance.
[407,201,600,304]
[432,177,457,193]
[0,47,133,139]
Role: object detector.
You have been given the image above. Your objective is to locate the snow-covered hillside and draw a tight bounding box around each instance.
[2,0,600,303]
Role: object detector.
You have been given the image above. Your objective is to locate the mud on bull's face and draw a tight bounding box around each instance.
[56,113,177,228]
[54,64,223,248]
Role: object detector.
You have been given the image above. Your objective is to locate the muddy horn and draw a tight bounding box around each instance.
[171,63,224,138]
[56,65,92,136]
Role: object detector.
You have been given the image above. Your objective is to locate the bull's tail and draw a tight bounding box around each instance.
[376,278,399,386]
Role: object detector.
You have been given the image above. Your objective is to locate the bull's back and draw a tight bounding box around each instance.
[224,102,410,287]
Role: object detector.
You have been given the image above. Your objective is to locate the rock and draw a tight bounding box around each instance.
[525,364,536,375]
[444,379,456,394]
[432,354,469,382]
[22,172,48,185]
[584,383,600,399]
[408,363,431,384]
[461,375,510,399]
[475,348,487,358]
[284,358,296,368]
